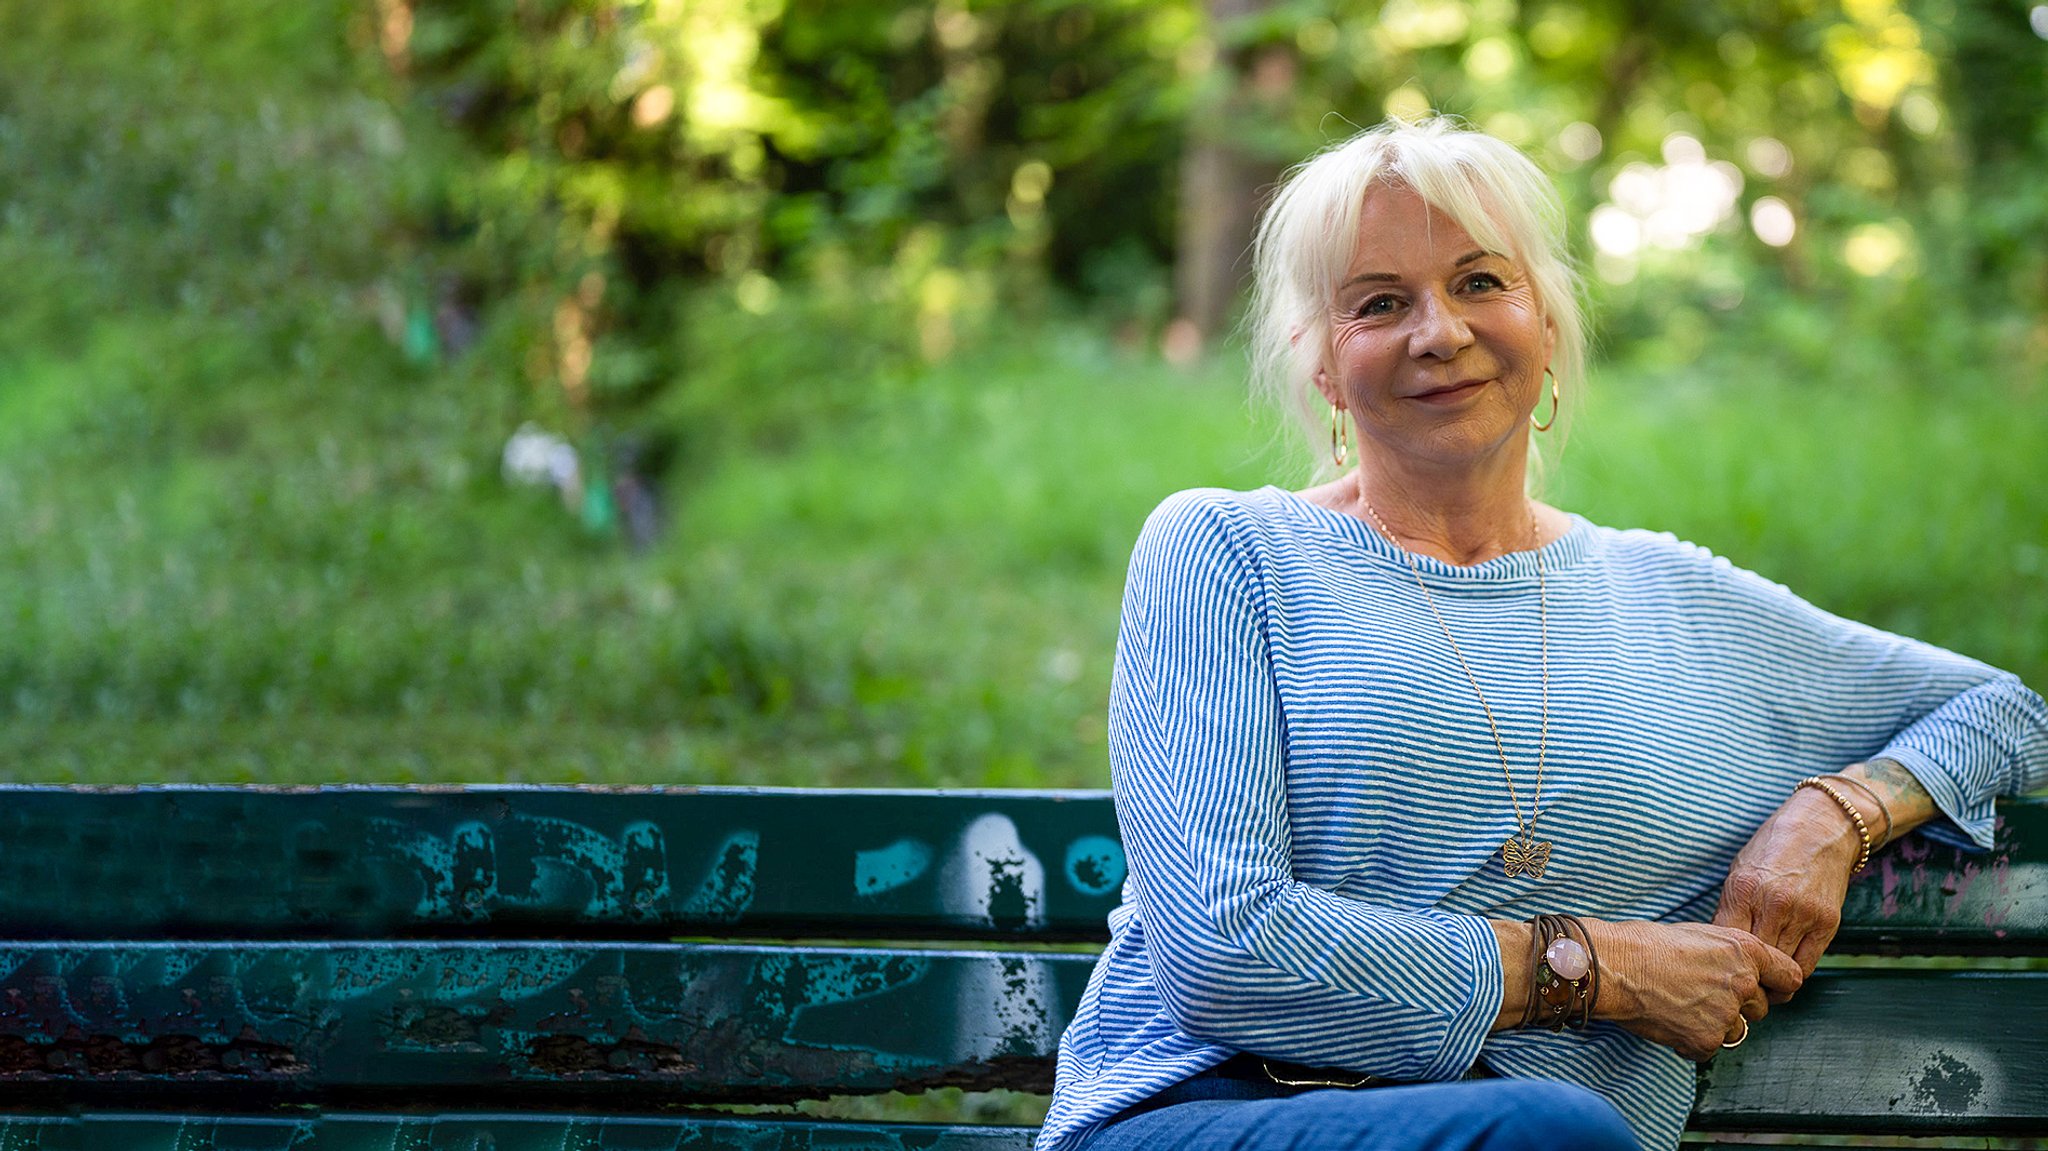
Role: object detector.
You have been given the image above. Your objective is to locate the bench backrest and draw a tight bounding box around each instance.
[1,786,2043,1136]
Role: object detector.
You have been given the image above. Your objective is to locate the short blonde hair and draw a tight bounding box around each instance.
[1247,117,1587,479]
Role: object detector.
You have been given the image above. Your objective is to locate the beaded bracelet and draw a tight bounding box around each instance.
[1828,772,1895,851]
[1522,913,1598,1031]
[1797,776,1874,874]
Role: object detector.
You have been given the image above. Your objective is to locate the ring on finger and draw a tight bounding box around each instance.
[1721,1018,1750,1049]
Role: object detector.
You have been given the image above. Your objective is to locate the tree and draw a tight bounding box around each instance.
[1175,0,1284,342]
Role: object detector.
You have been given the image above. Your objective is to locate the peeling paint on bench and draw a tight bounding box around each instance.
[0,787,1131,940]
[0,943,1092,1102]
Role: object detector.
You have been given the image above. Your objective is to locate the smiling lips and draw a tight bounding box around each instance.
[1410,378,1492,404]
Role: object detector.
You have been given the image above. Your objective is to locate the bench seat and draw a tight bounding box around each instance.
[1,786,2042,1147]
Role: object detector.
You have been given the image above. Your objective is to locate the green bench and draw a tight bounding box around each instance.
[0,785,2043,1149]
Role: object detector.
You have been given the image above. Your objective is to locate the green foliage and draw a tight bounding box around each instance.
[11,0,2045,465]
[381,0,1195,459]
[1557,351,2047,690]
[0,308,866,764]
[0,0,2041,785]
[4,302,2042,783]
[382,0,2048,466]
[0,0,419,337]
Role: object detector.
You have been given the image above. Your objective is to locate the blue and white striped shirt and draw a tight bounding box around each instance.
[1040,486,2048,1151]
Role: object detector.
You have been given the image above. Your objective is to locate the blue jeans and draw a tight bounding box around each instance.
[1076,1075,1641,1151]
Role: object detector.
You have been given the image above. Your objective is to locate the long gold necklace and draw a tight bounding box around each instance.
[1359,492,1553,879]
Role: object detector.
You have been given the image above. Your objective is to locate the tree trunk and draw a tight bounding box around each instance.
[1173,0,1278,342]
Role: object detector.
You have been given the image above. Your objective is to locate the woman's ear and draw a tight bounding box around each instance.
[1302,322,1341,407]
[1310,365,1340,408]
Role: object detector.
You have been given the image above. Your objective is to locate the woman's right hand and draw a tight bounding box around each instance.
[1584,919,1804,1062]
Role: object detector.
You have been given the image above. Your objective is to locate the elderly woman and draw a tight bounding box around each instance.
[1037,118,2048,1151]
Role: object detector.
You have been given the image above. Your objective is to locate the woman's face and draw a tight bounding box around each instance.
[1316,182,1554,473]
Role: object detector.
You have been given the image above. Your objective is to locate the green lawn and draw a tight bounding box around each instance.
[2,308,2042,785]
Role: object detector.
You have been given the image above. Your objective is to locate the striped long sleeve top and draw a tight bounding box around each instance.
[1039,486,2048,1151]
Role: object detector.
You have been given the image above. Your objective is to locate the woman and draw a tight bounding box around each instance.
[1038,118,2048,1151]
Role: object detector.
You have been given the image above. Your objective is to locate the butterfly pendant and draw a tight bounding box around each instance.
[1501,835,1552,879]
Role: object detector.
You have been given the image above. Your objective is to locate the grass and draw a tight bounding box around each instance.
[5,0,2038,789]
[1,295,2042,786]
[1554,357,2047,684]
[0,305,1273,784]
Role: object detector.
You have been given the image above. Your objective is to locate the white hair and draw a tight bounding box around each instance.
[1246,116,1587,480]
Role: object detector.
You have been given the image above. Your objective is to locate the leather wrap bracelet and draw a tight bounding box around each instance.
[1521,913,1598,1030]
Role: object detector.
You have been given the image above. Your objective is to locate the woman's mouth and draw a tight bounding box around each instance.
[1411,379,1491,404]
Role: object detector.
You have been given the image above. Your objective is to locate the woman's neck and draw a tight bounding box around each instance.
[1342,456,1542,566]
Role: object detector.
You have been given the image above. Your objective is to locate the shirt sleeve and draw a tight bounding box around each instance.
[1106,491,1502,1081]
[1700,551,2048,850]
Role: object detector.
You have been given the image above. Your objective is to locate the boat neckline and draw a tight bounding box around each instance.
[1258,484,1597,582]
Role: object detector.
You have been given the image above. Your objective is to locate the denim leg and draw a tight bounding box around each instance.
[1077,1078,1640,1151]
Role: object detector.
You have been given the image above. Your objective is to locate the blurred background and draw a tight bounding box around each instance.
[1,0,2043,787]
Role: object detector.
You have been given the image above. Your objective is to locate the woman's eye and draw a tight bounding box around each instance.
[1463,272,1505,292]
[1355,295,1400,317]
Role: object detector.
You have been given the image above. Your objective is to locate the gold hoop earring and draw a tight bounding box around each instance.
[1530,369,1560,433]
[1330,404,1350,468]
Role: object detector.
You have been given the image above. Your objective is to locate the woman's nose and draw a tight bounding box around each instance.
[1408,293,1473,360]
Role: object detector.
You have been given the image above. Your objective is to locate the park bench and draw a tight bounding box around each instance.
[0,785,2043,1150]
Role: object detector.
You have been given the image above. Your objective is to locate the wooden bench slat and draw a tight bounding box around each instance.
[0,788,2042,950]
[1838,798,2048,952]
[0,786,1126,942]
[0,1113,1041,1151]
[0,942,1096,1102]
[1694,968,2048,1135]
[1,942,2043,1134]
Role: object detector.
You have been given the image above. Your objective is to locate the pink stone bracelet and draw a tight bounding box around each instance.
[1523,913,1599,1030]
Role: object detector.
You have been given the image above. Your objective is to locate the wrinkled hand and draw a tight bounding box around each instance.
[1589,919,1803,1062]
[1712,789,1863,980]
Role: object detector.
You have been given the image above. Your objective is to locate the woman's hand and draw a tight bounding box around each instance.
[1585,919,1804,1062]
[1711,786,1866,978]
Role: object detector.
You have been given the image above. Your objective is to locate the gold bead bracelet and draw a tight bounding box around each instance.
[1796,776,1874,875]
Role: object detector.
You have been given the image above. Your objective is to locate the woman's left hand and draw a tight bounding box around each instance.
[1711,788,1865,984]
